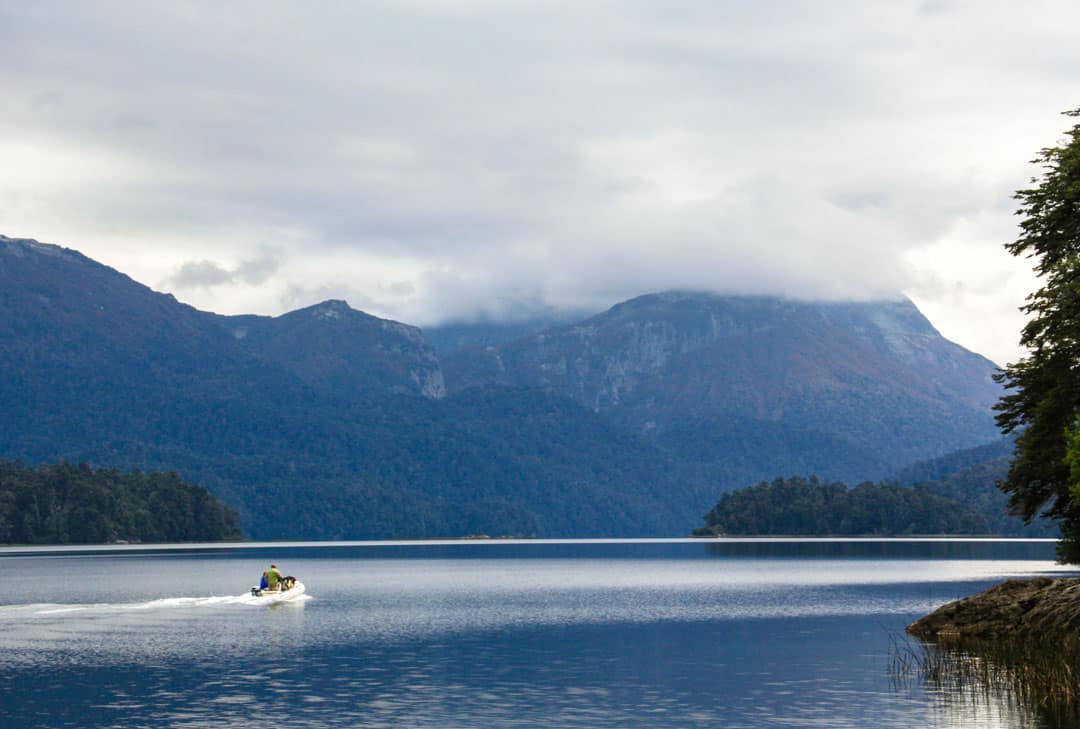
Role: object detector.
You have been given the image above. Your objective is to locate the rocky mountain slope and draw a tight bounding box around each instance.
[423,313,589,356]
[443,292,1002,474]
[222,300,444,400]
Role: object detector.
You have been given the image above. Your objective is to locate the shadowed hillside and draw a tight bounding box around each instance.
[444,292,1002,474]
[0,235,1007,538]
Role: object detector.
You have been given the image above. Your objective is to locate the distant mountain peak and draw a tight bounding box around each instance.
[1,234,80,261]
[442,290,1002,467]
[279,299,393,331]
[309,299,352,321]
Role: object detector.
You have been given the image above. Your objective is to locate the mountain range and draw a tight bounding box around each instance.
[443,291,1001,480]
[0,234,1010,538]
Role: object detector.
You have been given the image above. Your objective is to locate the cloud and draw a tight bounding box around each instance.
[918,0,952,16]
[233,252,280,286]
[0,1,1076,364]
[169,260,234,289]
[166,251,280,290]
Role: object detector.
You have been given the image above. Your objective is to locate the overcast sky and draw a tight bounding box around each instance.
[2,1,1077,365]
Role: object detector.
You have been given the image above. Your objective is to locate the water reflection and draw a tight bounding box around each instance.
[0,540,1069,728]
[702,538,1059,560]
[898,635,1080,729]
[923,688,1042,729]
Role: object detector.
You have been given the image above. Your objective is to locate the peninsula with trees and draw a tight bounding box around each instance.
[0,461,241,545]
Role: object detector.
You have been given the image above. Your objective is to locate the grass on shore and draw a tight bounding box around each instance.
[891,633,1080,727]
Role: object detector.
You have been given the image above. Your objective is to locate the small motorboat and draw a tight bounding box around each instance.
[250,575,306,601]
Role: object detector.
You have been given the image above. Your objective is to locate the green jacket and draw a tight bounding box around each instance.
[263,567,282,587]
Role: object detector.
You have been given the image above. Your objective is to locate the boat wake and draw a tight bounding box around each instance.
[0,592,311,618]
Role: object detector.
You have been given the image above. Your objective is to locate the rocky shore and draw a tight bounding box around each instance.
[907,577,1080,641]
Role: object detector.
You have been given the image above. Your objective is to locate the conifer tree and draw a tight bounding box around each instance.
[995,108,1080,560]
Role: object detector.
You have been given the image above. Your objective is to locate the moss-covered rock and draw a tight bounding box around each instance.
[907,577,1080,641]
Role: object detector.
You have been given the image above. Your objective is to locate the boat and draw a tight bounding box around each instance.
[250,575,306,601]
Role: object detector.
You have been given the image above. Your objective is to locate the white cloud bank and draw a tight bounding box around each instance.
[1,1,1075,364]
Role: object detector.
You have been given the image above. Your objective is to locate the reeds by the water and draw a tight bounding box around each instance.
[892,632,1080,728]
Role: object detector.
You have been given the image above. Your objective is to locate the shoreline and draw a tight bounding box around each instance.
[0,535,1061,556]
[908,576,1080,641]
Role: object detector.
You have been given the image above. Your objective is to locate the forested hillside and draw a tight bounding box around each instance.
[694,476,986,536]
[694,463,1057,537]
[0,235,1010,539]
[0,461,241,544]
[892,438,1015,484]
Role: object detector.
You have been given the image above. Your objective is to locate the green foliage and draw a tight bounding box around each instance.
[995,108,1080,558]
[918,457,1056,537]
[893,438,1016,485]
[14,386,705,540]
[657,415,894,490]
[0,460,242,544]
[694,474,1051,537]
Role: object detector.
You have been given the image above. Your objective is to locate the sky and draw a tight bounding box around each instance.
[1,1,1077,366]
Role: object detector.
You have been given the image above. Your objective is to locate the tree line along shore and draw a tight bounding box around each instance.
[0,460,241,545]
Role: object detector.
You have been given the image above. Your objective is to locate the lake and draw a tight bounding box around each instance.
[0,539,1071,728]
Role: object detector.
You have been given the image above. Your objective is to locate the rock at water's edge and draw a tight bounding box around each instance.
[907,577,1080,641]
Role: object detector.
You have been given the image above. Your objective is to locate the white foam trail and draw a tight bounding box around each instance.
[0,592,311,619]
[35,606,93,615]
[117,595,262,610]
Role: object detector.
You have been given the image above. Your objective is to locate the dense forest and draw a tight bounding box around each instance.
[694,473,1057,537]
[0,461,242,544]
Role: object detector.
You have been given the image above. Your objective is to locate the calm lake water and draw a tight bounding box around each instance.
[0,539,1071,728]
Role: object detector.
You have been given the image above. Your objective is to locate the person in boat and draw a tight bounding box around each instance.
[262,564,283,590]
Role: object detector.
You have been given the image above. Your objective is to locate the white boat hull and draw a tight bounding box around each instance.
[250,581,306,602]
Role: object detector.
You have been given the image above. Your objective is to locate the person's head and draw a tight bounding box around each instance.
[271,564,277,568]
